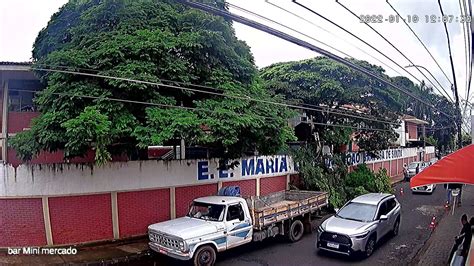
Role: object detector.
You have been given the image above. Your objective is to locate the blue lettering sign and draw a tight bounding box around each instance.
[266,158,275,174]
[280,157,288,172]
[255,158,265,175]
[242,159,255,177]
[346,153,352,165]
[219,168,228,178]
[198,161,209,180]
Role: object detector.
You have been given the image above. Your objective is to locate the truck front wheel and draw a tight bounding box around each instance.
[288,220,304,242]
[193,245,216,266]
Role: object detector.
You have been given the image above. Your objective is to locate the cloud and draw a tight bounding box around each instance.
[0,0,68,62]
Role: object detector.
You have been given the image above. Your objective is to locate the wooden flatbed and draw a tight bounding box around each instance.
[246,190,329,230]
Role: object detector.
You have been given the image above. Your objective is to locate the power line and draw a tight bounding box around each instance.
[8,89,287,124]
[438,0,463,148]
[183,0,454,118]
[386,0,453,85]
[227,3,409,123]
[292,0,454,103]
[464,0,474,100]
[36,62,399,125]
[34,62,396,123]
[459,0,471,103]
[32,66,400,125]
[336,0,455,103]
[460,0,473,110]
[264,0,406,77]
[34,63,224,93]
[227,3,354,59]
[9,88,393,132]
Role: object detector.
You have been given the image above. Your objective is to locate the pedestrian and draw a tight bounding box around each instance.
[403,163,408,181]
[450,183,463,206]
[471,217,474,233]
[445,183,452,206]
[448,214,472,264]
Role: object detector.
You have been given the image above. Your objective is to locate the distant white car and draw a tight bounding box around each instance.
[406,161,429,180]
[411,184,436,194]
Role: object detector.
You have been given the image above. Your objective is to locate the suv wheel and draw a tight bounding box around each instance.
[392,219,400,236]
[365,236,376,257]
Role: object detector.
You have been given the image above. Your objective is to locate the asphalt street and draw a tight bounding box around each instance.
[135,181,448,266]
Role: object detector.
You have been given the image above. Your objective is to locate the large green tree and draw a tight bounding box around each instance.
[11,0,295,164]
[260,57,458,153]
[260,57,400,152]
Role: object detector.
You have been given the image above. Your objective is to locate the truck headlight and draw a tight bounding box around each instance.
[179,241,187,252]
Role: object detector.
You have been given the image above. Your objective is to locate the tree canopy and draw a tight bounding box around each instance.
[260,57,400,151]
[260,56,458,152]
[10,0,295,164]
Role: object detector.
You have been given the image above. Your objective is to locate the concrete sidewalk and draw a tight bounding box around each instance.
[414,185,474,266]
[0,238,150,265]
[391,174,404,185]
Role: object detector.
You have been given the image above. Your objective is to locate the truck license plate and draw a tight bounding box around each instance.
[327,242,339,249]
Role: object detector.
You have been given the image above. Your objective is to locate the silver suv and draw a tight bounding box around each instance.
[316,193,401,257]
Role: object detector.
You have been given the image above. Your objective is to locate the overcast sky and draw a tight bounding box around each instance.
[0,0,471,104]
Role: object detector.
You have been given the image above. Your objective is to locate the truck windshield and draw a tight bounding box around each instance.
[187,202,225,222]
[336,202,377,222]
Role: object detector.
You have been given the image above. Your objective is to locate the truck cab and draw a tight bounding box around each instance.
[148,196,252,264]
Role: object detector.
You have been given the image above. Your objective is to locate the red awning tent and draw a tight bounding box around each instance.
[410,144,474,188]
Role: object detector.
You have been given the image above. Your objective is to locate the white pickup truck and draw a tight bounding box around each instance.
[148,189,328,265]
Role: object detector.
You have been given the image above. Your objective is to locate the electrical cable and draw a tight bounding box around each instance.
[460,0,474,111]
[336,0,455,103]
[178,0,454,119]
[33,63,399,123]
[227,3,354,59]
[32,66,401,125]
[386,0,453,85]
[292,0,454,103]
[8,88,394,132]
[264,0,406,77]
[459,0,470,104]
[227,3,411,123]
[438,0,463,148]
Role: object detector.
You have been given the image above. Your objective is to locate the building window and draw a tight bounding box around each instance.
[8,80,42,112]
